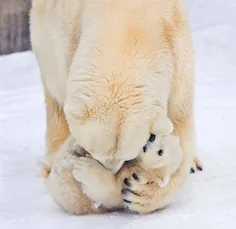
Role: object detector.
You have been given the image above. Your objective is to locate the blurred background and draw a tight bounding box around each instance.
[0,0,31,55]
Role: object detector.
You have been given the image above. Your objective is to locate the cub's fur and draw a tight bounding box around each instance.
[31,0,200,214]
[139,134,183,187]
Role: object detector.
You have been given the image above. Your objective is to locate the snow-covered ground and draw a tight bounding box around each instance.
[1,0,236,228]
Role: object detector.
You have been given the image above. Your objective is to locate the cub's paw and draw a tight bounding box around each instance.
[190,155,203,173]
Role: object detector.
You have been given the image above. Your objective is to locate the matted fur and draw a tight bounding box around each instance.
[30,0,199,214]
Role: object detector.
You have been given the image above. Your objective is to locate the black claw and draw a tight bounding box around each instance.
[190,168,195,173]
[157,149,164,156]
[197,166,203,171]
[132,173,139,181]
[124,178,131,186]
[149,134,156,142]
[122,189,128,194]
[143,145,147,152]
[123,199,131,203]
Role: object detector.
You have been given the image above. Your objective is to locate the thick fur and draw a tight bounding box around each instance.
[139,134,183,187]
[30,0,199,214]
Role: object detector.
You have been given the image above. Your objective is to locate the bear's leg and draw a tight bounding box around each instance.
[44,88,70,165]
[41,89,106,215]
[72,155,123,208]
[120,115,195,214]
[43,155,108,215]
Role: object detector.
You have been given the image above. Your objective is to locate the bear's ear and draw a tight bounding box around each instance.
[64,97,88,123]
[152,116,173,136]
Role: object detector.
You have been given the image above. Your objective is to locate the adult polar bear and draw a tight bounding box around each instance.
[30,0,200,214]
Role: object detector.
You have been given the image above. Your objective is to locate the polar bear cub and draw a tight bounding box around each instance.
[138,118,183,187]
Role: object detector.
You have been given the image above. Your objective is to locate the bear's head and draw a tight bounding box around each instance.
[64,55,171,172]
[64,80,161,172]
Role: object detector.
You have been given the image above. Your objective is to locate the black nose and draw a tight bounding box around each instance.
[149,134,156,142]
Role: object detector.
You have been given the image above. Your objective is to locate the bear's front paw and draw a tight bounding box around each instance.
[72,155,103,184]
[121,173,157,214]
[72,156,119,205]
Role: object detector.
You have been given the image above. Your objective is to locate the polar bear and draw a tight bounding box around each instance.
[71,134,183,212]
[38,130,183,214]
[69,119,183,213]
[30,0,202,215]
[139,133,183,188]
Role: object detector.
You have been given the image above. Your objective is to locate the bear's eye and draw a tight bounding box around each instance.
[157,149,164,156]
[149,134,156,142]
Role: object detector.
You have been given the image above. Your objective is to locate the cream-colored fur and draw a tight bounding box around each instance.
[71,126,183,210]
[31,0,201,214]
[139,134,183,187]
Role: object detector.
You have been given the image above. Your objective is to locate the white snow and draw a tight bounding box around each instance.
[1,0,236,228]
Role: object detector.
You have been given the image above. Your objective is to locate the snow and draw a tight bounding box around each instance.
[1,0,236,228]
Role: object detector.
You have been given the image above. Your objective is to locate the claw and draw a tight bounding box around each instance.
[124,178,131,186]
[121,189,128,194]
[197,166,203,171]
[190,168,195,173]
[123,199,132,203]
[132,173,139,181]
